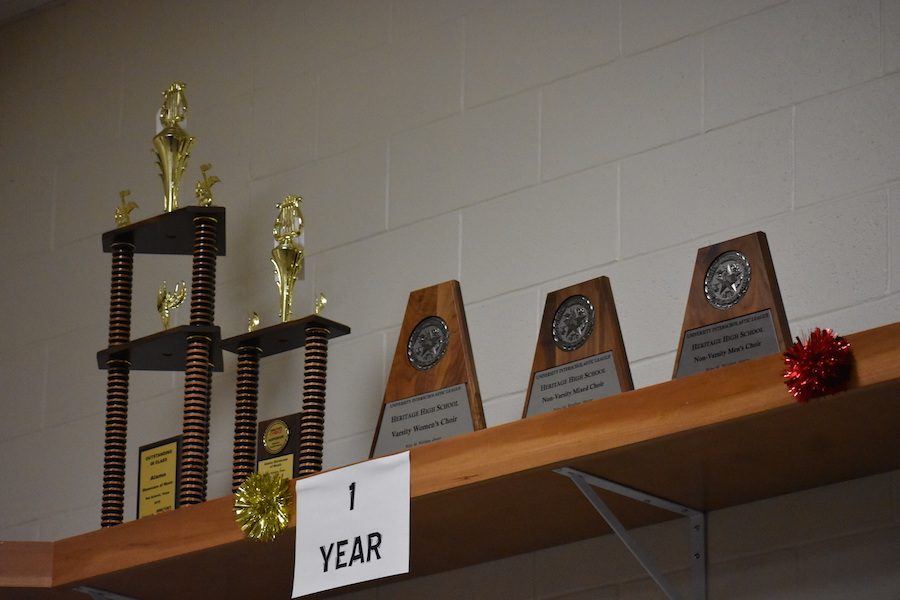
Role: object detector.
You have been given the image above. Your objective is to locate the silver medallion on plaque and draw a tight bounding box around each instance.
[704,251,751,310]
[552,295,595,351]
[407,316,450,370]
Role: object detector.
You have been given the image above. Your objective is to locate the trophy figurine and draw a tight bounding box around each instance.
[314,292,327,315]
[195,163,220,207]
[152,81,195,213]
[157,280,187,330]
[114,190,138,227]
[248,311,260,332]
[271,195,304,322]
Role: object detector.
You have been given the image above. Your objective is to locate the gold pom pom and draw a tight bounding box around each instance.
[234,472,293,542]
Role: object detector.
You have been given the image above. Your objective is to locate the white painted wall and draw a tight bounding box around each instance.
[1,0,898,597]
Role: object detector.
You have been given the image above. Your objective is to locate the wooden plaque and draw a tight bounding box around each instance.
[256,412,302,480]
[370,280,484,458]
[673,231,790,378]
[522,277,633,417]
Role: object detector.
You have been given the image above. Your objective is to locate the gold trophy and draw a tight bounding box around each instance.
[223,196,350,487]
[153,82,194,213]
[270,195,304,322]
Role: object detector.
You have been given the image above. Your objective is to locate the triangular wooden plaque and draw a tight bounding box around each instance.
[673,231,790,378]
[522,277,633,417]
[370,280,484,458]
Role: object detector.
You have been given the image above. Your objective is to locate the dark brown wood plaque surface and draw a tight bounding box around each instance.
[370,280,484,458]
[102,206,226,256]
[522,277,633,417]
[220,315,350,358]
[97,325,224,371]
[673,231,790,378]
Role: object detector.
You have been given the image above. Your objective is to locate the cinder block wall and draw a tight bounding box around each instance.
[1,0,898,597]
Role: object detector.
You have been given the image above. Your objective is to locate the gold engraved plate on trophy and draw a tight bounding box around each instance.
[257,413,301,480]
[137,436,181,519]
[673,231,790,378]
[152,82,195,213]
[262,420,289,454]
[371,280,485,458]
[271,195,304,322]
[522,277,633,417]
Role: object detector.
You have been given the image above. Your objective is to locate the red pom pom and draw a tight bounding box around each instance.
[783,328,853,402]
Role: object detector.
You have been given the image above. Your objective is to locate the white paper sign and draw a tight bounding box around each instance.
[292,452,410,597]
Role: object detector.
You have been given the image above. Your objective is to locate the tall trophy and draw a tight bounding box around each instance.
[97,82,226,525]
[673,231,790,378]
[222,197,349,490]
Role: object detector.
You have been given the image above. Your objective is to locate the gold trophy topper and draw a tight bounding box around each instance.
[152,82,195,213]
[271,195,304,323]
[314,292,327,316]
[114,189,138,227]
[195,163,220,207]
[157,280,187,330]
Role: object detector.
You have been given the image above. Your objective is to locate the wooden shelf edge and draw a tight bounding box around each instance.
[6,322,899,597]
[52,495,247,587]
[0,541,53,588]
[410,321,900,498]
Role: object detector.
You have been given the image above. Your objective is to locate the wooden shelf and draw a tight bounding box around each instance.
[2,322,899,599]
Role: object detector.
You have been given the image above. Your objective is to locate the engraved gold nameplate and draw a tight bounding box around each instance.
[137,436,181,519]
[257,413,302,480]
[523,277,633,417]
[673,231,790,378]
[371,281,484,457]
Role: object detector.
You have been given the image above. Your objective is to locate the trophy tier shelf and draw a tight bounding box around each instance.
[221,315,351,357]
[102,206,226,255]
[2,321,899,600]
[97,325,224,372]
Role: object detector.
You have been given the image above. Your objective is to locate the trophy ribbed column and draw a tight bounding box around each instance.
[179,215,218,506]
[232,345,261,491]
[102,242,134,527]
[297,325,329,476]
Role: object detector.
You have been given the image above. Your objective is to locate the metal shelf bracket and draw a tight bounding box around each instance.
[555,467,707,600]
[73,586,137,600]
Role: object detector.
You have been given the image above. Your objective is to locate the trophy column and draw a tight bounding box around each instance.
[297,324,329,475]
[179,214,219,505]
[232,343,262,491]
[101,241,135,527]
